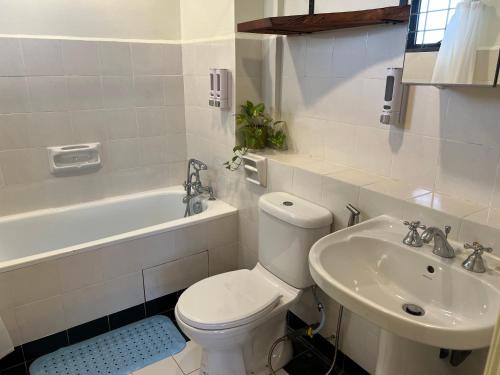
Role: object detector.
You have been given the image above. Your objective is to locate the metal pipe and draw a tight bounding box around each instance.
[309,0,315,15]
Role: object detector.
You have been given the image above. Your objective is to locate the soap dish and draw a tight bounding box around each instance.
[47,143,102,176]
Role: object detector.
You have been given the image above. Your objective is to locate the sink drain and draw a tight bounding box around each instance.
[402,303,425,316]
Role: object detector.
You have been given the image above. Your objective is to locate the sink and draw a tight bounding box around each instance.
[309,215,500,351]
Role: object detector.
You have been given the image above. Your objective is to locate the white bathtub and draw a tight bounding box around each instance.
[0,186,237,272]
[0,186,238,345]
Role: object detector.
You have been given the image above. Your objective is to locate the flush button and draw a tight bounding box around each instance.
[283,201,294,206]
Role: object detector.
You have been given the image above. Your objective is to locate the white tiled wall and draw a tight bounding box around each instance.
[0,213,238,346]
[183,37,238,199]
[279,25,500,211]
[144,251,209,300]
[0,38,187,216]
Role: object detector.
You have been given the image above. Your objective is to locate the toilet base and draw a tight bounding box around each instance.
[200,336,292,375]
[181,310,293,375]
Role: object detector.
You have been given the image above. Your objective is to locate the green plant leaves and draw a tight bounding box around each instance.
[227,100,288,169]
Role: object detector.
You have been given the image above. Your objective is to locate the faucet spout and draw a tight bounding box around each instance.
[422,226,455,258]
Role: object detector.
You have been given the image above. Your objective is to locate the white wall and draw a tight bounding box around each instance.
[0,0,181,40]
[235,0,266,24]
[180,0,235,40]
[282,0,400,15]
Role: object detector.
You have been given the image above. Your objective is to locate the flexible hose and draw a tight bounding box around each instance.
[311,286,326,336]
[325,305,344,375]
[267,335,289,375]
[267,303,344,375]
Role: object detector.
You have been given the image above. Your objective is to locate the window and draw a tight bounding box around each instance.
[407,0,459,51]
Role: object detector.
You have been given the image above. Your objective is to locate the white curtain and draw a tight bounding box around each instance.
[432,0,490,84]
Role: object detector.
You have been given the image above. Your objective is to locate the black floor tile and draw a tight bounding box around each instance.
[343,355,370,375]
[0,347,24,371]
[68,317,110,344]
[284,350,336,375]
[145,292,179,317]
[109,304,146,330]
[0,363,27,375]
[290,336,313,359]
[22,331,68,361]
[287,312,308,330]
[309,335,342,366]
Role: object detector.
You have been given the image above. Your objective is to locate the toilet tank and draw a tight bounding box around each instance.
[258,192,333,289]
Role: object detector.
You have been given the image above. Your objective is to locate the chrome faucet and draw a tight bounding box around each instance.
[421,226,455,258]
[402,221,426,247]
[462,242,493,273]
[183,159,215,217]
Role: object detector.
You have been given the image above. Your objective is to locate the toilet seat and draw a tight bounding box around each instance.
[176,269,282,331]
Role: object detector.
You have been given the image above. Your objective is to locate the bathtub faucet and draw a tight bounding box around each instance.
[183,159,215,217]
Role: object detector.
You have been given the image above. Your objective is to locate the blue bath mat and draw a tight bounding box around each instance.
[29,315,186,375]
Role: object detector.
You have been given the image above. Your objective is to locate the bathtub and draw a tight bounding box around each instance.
[0,186,237,272]
[0,186,238,346]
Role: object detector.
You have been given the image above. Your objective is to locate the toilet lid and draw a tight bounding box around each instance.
[176,269,282,330]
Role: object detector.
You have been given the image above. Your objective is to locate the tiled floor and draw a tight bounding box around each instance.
[132,341,289,375]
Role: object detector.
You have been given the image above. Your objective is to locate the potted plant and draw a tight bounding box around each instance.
[236,101,270,150]
[267,120,288,151]
[224,101,288,171]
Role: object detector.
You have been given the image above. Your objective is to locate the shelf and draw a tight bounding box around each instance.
[237,5,411,35]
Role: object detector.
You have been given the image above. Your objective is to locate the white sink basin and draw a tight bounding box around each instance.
[309,215,500,350]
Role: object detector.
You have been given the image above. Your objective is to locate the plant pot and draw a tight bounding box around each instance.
[243,126,267,150]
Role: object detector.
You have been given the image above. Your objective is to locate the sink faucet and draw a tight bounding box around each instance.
[183,159,215,217]
[462,242,493,273]
[421,226,455,258]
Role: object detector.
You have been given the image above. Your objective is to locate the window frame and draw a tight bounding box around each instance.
[406,0,454,52]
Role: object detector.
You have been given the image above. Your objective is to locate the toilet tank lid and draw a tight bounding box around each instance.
[259,192,332,229]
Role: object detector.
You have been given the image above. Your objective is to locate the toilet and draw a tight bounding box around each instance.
[175,192,332,375]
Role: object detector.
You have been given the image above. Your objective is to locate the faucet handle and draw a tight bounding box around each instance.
[464,242,493,255]
[402,221,426,247]
[463,242,493,273]
[444,225,451,239]
[403,221,426,231]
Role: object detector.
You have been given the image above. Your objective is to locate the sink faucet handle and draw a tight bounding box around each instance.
[402,220,426,247]
[444,225,451,239]
[464,242,493,255]
[463,242,493,273]
[403,220,426,230]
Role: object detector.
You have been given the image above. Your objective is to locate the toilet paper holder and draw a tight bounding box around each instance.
[242,153,267,187]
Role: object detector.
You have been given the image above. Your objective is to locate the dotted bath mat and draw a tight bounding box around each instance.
[29,315,186,375]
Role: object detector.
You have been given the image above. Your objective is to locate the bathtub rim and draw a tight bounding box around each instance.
[0,186,237,273]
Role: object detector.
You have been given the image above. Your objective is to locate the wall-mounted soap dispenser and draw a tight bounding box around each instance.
[209,69,216,107]
[209,69,230,110]
[380,68,408,126]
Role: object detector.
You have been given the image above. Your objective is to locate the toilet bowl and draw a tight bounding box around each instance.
[176,264,301,375]
[175,192,333,375]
